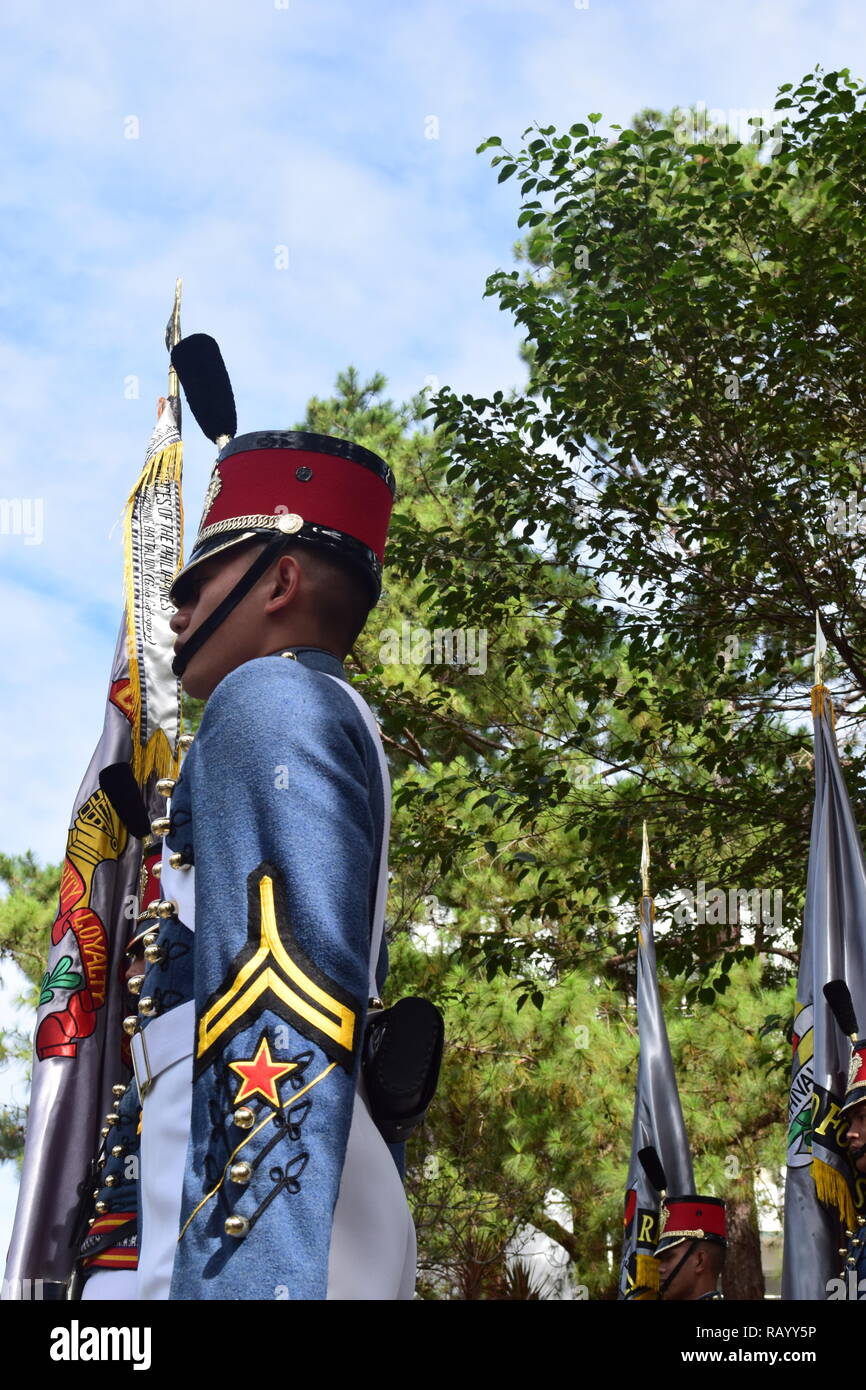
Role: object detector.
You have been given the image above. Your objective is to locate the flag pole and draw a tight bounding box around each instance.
[620,819,695,1298]
[166,277,182,397]
[815,610,826,689]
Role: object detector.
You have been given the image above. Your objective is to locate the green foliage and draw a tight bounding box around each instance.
[411,68,866,991]
[296,370,794,1294]
[0,852,61,993]
[393,929,791,1297]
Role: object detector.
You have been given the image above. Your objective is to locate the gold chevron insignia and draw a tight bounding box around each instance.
[195,863,359,1075]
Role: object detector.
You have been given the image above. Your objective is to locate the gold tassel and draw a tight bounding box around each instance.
[637,894,655,947]
[813,1155,858,1230]
[810,683,836,729]
[633,1253,660,1299]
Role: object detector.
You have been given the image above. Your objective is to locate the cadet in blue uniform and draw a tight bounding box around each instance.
[80,339,416,1299]
[821,979,866,1298]
[653,1194,727,1301]
[837,1023,866,1295]
[842,1092,866,1292]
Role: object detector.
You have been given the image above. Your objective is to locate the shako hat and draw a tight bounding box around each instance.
[655,1195,728,1255]
[170,429,395,607]
[844,1041,866,1115]
[168,335,396,607]
[824,980,866,1116]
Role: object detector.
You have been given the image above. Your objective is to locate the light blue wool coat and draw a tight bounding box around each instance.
[154,649,388,1299]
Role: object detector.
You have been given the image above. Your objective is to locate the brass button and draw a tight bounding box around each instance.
[168,851,190,870]
[178,733,195,753]
[111,1145,124,1158]
[127,973,144,996]
[151,860,163,880]
[232,1106,255,1130]
[144,944,163,966]
[100,1126,110,1138]
[138,997,158,1017]
[224,1215,250,1239]
[151,817,171,837]
[229,1161,253,1185]
[156,778,177,798]
[105,1112,120,1126]
[104,1174,117,1188]
[111,1083,127,1099]
[156,899,177,919]
[95,1200,108,1215]
[122,1015,140,1037]
[142,930,160,949]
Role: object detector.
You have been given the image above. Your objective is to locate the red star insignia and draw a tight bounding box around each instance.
[229,1035,298,1107]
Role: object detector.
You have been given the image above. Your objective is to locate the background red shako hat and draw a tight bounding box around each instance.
[168,334,395,606]
[655,1195,728,1254]
[844,1040,866,1114]
[823,980,866,1115]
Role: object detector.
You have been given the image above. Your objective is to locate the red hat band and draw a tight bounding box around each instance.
[655,1195,727,1253]
[171,431,395,604]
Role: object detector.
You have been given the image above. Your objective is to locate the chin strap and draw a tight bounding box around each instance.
[851,1142,866,1163]
[172,535,289,678]
[660,1238,700,1298]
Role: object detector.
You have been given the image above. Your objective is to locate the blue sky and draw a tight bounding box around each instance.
[1,0,865,1274]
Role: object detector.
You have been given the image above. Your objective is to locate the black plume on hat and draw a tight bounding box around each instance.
[823,979,859,1037]
[99,763,151,840]
[638,1145,668,1192]
[170,333,237,444]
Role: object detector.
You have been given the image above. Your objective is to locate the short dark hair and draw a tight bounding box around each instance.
[289,542,375,656]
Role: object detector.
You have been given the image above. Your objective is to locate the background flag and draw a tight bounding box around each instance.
[2,292,184,1297]
[782,672,866,1299]
[620,825,695,1299]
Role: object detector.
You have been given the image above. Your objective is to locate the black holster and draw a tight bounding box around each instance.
[362,996,444,1143]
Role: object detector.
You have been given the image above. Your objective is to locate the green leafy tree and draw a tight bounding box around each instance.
[0,853,61,1160]
[405,68,866,1000]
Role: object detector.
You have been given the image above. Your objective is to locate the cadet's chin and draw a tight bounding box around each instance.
[178,660,215,702]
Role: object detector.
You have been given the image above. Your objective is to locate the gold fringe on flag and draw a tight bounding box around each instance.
[121,435,184,786]
[811,683,836,729]
[813,1155,858,1231]
[633,1253,661,1298]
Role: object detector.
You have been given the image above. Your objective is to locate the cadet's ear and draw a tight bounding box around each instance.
[264,552,304,610]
